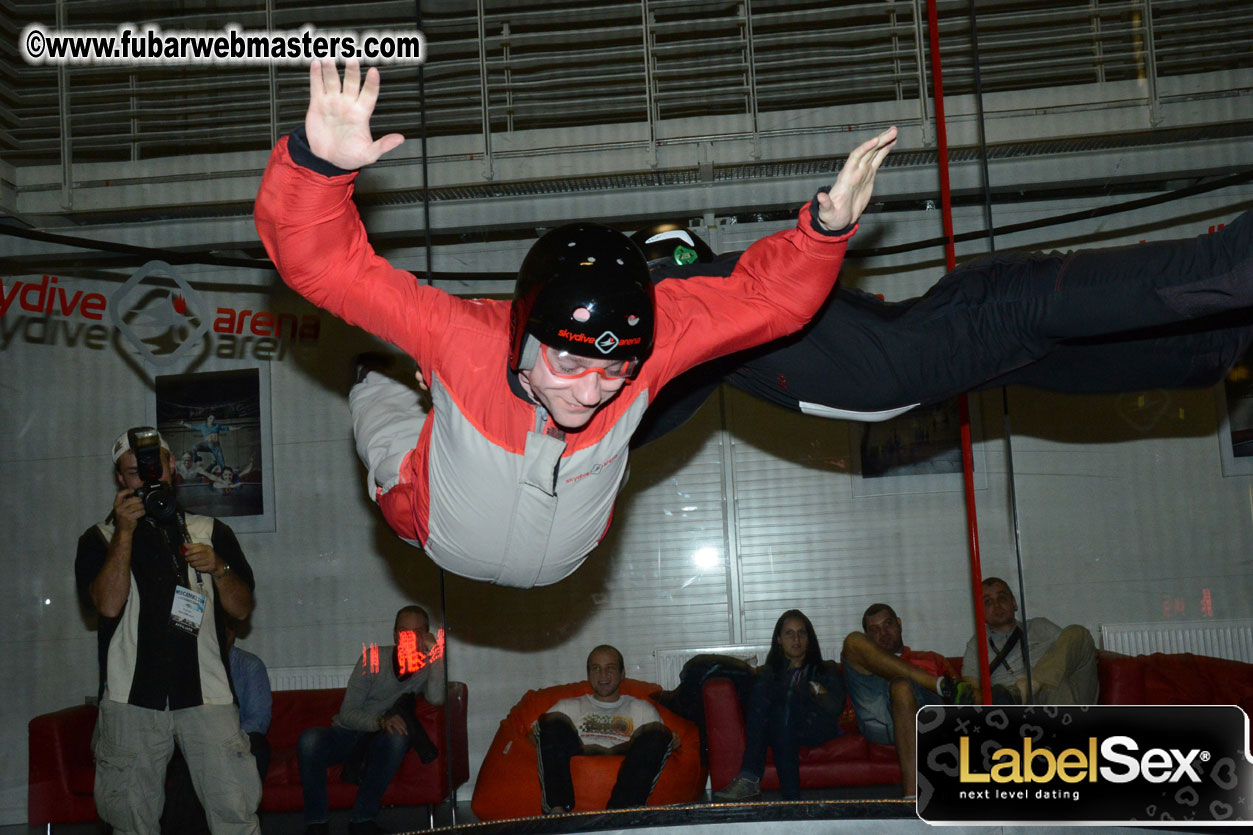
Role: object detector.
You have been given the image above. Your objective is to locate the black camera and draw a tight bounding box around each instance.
[127,427,178,524]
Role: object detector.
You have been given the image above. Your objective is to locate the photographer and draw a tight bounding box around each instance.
[75,427,261,835]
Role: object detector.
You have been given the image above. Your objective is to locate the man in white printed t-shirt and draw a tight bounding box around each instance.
[534,645,677,814]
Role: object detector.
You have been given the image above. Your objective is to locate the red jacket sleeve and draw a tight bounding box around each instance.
[646,204,854,386]
[253,136,463,370]
[902,648,955,678]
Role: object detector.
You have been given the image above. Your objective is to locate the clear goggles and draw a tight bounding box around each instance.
[542,345,639,381]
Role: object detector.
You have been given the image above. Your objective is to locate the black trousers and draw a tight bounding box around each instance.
[535,715,673,812]
[634,209,1253,445]
[739,675,843,801]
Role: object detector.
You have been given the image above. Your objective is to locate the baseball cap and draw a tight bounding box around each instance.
[111,428,171,463]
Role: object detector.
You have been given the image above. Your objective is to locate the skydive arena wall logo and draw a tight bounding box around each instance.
[108,260,212,367]
[4,261,321,360]
[917,704,1253,824]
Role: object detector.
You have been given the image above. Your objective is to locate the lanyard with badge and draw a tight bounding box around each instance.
[160,510,207,637]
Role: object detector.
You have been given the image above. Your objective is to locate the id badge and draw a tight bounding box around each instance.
[170,585,207,636]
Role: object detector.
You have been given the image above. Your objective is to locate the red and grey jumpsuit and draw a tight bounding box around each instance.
[255,132,855,588]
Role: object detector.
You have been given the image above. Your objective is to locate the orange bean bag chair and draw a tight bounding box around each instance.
[471,678,705,820]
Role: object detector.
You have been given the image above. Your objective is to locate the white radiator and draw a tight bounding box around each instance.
[653,645,768,690]
[1099,619,1253,663]
[267,665,352,692]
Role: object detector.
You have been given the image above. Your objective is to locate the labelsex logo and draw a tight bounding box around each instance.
[959,735,1206,784]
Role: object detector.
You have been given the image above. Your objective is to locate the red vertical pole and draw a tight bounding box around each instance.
[926,0,993,705]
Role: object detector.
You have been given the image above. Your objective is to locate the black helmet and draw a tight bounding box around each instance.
[629,222,715,267]
[509,223,655,374]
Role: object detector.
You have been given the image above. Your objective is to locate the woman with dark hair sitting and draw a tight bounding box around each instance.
[712,609,846,801]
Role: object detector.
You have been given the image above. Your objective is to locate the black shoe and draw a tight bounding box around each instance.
[348,820,390,835]
[938,676,975,705]
[991,684,1023,705]
[304,824,329,835]
[353,351,395,387]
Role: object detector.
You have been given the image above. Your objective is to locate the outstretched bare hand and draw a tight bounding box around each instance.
[816,126,898,231]
[305,58,405,170]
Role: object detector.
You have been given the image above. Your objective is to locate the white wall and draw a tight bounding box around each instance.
[3,183,1252,826]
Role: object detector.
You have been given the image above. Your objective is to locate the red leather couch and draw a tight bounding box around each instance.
[28,683,469,826]
[703,651,1253,792]
[1097,652,1253,744]
[471,678,706,820]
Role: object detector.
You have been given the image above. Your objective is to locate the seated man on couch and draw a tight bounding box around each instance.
[297,605,444,835]
[534,645,677,814]
[841,603,962,799]
[961,577,1098,705]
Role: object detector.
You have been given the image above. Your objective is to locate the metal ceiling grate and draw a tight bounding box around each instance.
[46,117,1251,227]
[5,0,1251,166]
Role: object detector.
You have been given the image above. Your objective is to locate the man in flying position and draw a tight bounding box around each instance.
[255,59,895,588]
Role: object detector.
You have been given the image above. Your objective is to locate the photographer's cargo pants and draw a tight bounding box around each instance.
[92,700,261,835]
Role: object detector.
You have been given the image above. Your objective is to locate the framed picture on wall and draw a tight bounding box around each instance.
[148,364,276,533]
[1215,354,1253,478]
[849,395,987,497]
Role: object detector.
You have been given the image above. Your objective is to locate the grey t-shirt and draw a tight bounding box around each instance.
[332,646,446,732]
[962,617,1061,687]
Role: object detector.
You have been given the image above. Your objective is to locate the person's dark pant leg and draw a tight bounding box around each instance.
[737,674,782,779]
[766,688,804,801]
[248,732,271,785]
[1042,209,1253,339]
[351,730,412,822]
[193,441,219,471]
[536,714,583,812]
[711,212,1253,419]
[606,725,674,809]
[298,725,361,825]
[779,689,845,801]
[209,442,227,472]
[982,317,1253,395]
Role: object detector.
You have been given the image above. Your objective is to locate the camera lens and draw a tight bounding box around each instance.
[143,485,177,523]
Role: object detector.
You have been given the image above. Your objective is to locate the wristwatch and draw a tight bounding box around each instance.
[213,563,231,580]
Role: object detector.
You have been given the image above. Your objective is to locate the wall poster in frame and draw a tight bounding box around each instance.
[148,363,276,533]
[850,395,987,497]
[1215,352,1253,478]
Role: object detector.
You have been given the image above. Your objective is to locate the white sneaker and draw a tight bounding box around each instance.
[713,776,761,801]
